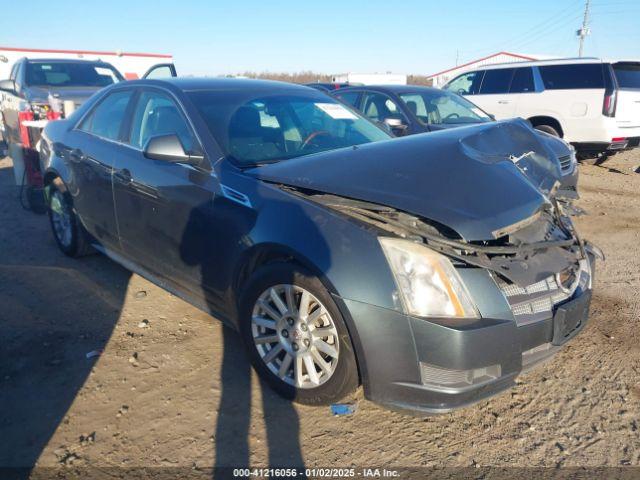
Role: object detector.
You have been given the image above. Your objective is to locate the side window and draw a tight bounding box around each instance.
[129,90,196,153]
[334,91,361,108]
[361,92,405,123]
[399,94,428,118]
[539,64,604,90]
[9,63,18,81]
[13,62,25,89]
[445,71,483,95]
[510,67,535,93]
[78,90,133,141]
[143,64,175,79]
[479,68,515,94]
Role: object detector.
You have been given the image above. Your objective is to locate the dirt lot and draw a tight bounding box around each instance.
[0,150,639,476]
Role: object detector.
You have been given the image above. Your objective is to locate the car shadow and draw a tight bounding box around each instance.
[0,163,130,477]
[178,177,337,474]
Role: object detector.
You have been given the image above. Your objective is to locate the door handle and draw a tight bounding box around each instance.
[69,148,85,161]
[114,168,132,184]
[498,100,510,105]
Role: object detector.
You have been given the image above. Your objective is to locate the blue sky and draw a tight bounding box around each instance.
[2,0,639,76]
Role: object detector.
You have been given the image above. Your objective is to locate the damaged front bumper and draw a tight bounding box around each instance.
[336,247,598,415]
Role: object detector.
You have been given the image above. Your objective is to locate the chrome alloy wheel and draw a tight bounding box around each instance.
[251,284,340,389]
[50,190,73,248]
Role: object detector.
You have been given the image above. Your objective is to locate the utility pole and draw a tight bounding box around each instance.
[577,0,591,57]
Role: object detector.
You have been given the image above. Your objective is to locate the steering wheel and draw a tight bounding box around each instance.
[444,113,460,121]
[301,130,331,149]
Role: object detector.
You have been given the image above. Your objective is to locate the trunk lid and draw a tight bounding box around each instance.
[247,119,561,242]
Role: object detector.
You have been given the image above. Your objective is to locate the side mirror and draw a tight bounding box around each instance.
[0,79,16,94]
[383,117,409,136]
[143,134,204,165]
[488,114,496,121]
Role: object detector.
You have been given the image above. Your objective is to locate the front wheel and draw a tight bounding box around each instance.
[239,263,359,405]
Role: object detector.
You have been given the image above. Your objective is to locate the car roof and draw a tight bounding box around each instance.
[141,77,318,93]
[24,58,115,66]
[335,84,442,95]
[468,57,606,71]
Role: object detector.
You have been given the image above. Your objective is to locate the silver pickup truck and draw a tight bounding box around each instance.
[0,57,175,209]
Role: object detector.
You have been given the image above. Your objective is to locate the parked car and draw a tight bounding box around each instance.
[333,84,494,136]
[40,78,599,413]
[305,82,352,92]
[333,85,579,198]
[443,58,640,161]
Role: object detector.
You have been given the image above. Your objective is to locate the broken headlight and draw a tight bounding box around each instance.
[379,237,479,318]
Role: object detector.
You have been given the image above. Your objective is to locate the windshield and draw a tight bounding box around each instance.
[25,62,122,87]
[188,91,391,166]
[613,62,640,89]
[399,91,492,125]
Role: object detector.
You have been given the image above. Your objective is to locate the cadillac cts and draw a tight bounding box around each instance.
[40,78,600,413]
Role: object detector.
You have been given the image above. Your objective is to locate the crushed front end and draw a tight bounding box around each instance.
[297,189,601,414]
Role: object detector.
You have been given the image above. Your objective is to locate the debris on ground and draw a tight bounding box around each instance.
[331,403,357,416]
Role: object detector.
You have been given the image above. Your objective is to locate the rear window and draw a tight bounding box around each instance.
[539,64,604,90]
[479,68,515,94]
[334,91,360,107]
[613,63,640,89]
[25,62,122,87]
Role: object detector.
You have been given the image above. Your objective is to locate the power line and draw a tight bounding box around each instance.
[459,0,583,59]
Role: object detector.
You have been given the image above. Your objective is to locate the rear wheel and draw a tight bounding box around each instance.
[239,263,359,405]
[533,124,560,137]
[47,184,93,257]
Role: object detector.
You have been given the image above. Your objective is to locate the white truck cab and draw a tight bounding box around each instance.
[443,58,640,161]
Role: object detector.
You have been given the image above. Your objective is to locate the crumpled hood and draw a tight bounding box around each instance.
[247,119,562,241]
[24,86,103,105]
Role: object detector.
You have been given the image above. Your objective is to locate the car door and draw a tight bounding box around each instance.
[1,60,23,145]
[360,91,411,136]
[473,68,518,119]
[112,87,214,291]
[142,63,177,79]
[506,66,537,120]
[70,87,136,250]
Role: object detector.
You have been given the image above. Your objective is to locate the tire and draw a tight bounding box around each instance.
[239,262,359,405]
[533,124,560,137]
[47,183,94,257]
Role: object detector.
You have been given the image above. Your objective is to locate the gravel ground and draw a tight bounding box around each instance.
[0,150,639,477]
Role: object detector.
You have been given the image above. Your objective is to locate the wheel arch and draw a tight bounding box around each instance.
[527,115,564,137]
[233,242,367,386]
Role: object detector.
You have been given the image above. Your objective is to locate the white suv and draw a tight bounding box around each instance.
[443,58,640,161]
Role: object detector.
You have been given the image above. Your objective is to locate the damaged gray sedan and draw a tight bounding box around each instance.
[41,78,600,413]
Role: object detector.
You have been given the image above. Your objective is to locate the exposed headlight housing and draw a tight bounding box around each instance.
[379,237,479,318]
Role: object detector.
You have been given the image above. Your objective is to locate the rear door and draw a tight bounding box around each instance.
[70,88,136,250]
[611,62,640,129]
[113,87,213,289]
[473,68,517,119]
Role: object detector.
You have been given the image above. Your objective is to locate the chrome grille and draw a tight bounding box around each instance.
[496,275,570,326]
[496,259,590,326]
[558,154,573,173]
